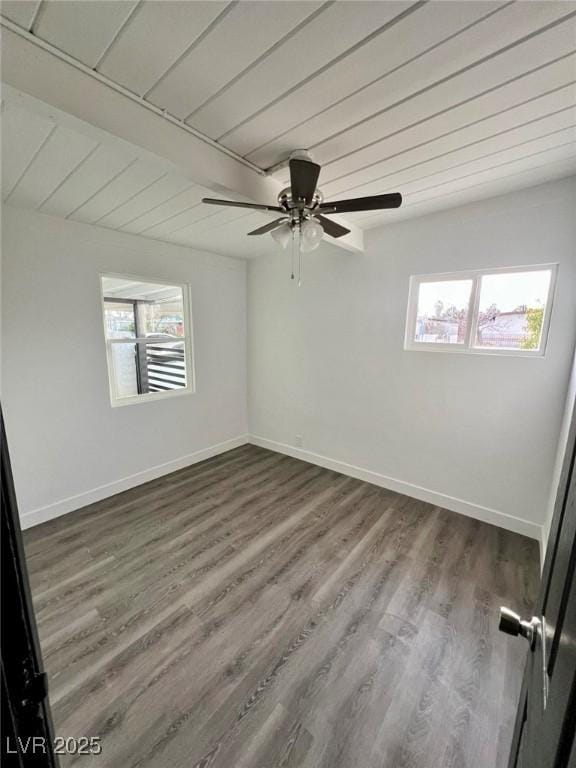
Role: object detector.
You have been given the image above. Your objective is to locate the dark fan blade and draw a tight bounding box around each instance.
[247,218,289,236]
[289,159,321,205]
[314,215,350,239]
[202,197,283,212]
[319,193,402,214]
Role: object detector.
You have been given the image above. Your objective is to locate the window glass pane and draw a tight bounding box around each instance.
[110,340,187,399]
[138,297,185,339]
[475,270,551,350]
[143,340,187,393]
[414,279,472,344]
[110,343,139,398]
[101,277,185,341]
[104,301,136,339]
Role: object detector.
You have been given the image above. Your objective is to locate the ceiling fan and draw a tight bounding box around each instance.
[203,149,401,242]
[202,150,401,281]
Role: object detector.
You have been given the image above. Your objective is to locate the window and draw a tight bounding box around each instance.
[405,265,556,355]
[100,275,194,406]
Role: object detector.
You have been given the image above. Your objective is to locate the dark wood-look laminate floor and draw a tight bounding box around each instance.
[24,445,539,768]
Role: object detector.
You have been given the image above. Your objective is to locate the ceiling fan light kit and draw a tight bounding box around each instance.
[270,222,293,249]
[300,218,324,252]
[202,150,402,283]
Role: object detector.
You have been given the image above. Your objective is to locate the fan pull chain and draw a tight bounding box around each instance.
[290,226,295,280]
[298,226,303,287]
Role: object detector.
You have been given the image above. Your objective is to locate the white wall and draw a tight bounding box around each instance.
[3,179,575,538]
[248,178,576,540]
[1,207,248,527]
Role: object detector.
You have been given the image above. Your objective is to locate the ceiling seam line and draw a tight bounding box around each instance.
[330,111,576,198]
[0,17,266,176]
[142,0,239,98]
[366,172,575,222]
[119,183,198,229]
[28,0,44,32]
[361,141,576,216]
[160,213,226,239]
[363,172,568,222]
[335,125,576,200]
[215,0,428,143]
[324,82,576,187]
[138,201,206,235]
[92,171,170,224]
[308,11,576,157]
[246,0,515,162]
[324,82,576,188]
[407,140,576,196]
[316,50,576,171]
[183,0,336,122]
[4,122,57,202]
[171,214,264,246]
[93,0,144,71]
[364,166,574,219]
[65,158,139,219]
[161,207,235,238]
[172,208,259,240]
[365,156,576,217]
[37,141,101,210]
[415,159,576,204]
[159,231,247,260]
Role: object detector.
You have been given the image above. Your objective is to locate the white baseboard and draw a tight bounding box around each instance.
[250,435,542,541]
[20,435,250,530]
[21,432,542,542]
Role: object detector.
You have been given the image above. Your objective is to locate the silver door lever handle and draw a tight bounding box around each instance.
[499,607,539,649]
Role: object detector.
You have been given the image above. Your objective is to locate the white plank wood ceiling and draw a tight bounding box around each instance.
[1,0,575,254]
[0,91,284,259]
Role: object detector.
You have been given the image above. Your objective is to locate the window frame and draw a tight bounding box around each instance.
[404,263,558,357]
[99,272,195,407]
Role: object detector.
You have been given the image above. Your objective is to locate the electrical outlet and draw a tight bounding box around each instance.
[295,435,303,448]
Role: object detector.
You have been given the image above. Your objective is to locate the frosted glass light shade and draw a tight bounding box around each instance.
[300,219,324,252]
[271,222,292,249]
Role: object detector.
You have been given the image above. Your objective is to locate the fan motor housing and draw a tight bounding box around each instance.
[278,187,323,212]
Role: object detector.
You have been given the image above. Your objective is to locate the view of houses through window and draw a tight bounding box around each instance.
[101,275,192,405]
[415,279,472,345]
[407,266,555,354]
[474,270,552,349]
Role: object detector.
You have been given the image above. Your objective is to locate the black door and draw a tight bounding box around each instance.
[1,407,57,766]
[502,406,576,767]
